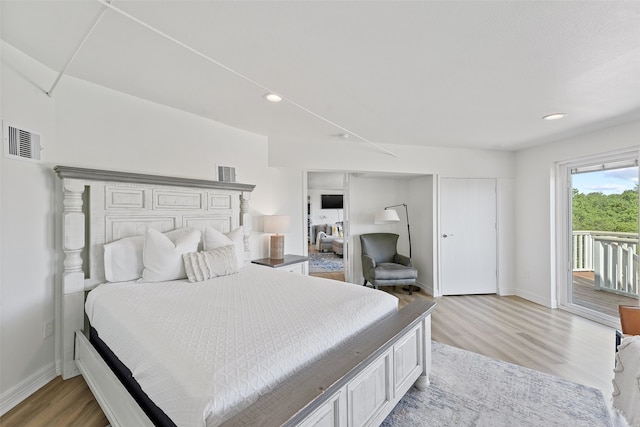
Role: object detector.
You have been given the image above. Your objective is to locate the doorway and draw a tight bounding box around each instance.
[440,178,497,295]
[307,172,346,281]
[569,159,639,319]
[557,150,639,326]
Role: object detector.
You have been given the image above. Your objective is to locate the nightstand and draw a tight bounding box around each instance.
[251,254,309,274]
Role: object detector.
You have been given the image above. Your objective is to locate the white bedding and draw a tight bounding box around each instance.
[613,336,640,427]
[85,264,398,427]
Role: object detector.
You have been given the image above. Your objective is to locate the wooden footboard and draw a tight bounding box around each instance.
[221,300,435,427]
[75,300,435,427]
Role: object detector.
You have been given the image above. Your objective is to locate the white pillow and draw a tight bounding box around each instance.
[182,246,238,283]
[203,226,245,269]
[141,228,201,282]
[104,235,145,282]
[202,226,234,249]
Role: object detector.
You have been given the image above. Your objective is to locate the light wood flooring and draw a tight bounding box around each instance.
[0,285,617,426]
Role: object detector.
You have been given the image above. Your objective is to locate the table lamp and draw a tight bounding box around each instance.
[264,215,290,259]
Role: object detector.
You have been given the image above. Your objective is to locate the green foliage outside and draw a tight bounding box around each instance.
[572,186,639,233]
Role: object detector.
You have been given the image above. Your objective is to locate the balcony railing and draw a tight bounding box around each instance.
[573,231,639,298]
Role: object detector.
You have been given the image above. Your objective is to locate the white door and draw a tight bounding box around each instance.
[440,178,497,295]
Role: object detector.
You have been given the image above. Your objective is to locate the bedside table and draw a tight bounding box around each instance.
[251,254,309,274]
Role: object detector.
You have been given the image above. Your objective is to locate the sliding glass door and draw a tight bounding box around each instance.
[565,155,639,323]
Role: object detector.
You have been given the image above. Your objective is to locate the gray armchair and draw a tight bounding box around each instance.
[360,233,418,294]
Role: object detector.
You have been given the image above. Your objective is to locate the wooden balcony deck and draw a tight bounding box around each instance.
[572,271,638,318]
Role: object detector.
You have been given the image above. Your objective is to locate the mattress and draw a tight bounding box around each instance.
[85,264,398,427]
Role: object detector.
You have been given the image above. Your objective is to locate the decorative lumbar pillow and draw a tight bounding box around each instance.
[141,228,201,282]
[203,226,245,269]
[104,235,145,282]
[182,246,238,283]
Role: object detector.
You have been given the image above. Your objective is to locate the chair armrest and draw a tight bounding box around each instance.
[616,329,624,352]
[362,255,376,272]
[394,254,412,267]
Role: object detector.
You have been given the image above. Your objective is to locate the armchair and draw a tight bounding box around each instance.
[360,233,418,294]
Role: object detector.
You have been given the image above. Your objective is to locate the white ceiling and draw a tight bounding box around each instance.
[2,1,639,154]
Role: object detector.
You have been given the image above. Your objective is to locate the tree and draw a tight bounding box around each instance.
[572,188,638,232]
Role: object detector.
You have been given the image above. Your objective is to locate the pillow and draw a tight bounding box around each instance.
[202,226,234,250]
[226,227,245,269]
[203,226,245,269]
[104,235,145,282]
[141,228,201,282]
[182,246,238,283]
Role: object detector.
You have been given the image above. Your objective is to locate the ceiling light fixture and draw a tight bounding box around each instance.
[263,93,282,103]
[542,113,567,121]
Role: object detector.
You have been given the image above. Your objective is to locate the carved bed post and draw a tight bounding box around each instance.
[414,315,432,390]
[240,191,251,264]
[61,178,86,379]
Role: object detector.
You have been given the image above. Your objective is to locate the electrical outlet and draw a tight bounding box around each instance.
[43,320,54,339]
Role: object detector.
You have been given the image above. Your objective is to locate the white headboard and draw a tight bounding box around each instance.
[54,165,255,378]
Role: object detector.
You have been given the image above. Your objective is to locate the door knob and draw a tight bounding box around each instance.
[442,234,454,238]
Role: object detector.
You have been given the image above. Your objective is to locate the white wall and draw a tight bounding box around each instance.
[497,178,516,296]
[0,43,304,413]
[272,137,515,178]
[409,176,436,293]
[1,43,58,414]
[514,120,640,307]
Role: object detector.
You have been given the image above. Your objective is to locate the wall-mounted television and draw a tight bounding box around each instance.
[321,194,343,209]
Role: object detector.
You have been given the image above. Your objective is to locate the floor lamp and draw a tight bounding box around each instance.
[374,203,412,258]
[374,203,417,293]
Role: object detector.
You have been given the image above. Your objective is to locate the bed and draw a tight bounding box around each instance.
[55,165,435,427]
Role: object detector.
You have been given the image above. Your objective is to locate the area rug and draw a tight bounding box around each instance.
[308,252,344,273]
[382,341,614,427]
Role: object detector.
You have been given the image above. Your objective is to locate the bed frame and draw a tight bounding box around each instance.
[55,165,435,427]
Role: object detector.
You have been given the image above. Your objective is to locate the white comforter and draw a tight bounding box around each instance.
[85,264,398,427]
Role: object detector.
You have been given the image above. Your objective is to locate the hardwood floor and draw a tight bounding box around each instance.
[396,291,616,398]
[1,285,617,426]
[0,375,108,427]
[310,271,345,281]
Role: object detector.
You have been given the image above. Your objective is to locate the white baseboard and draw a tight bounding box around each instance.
[0,363,57,416]
[515,288,556,309]
[415,280,433,296]
[498,287,516,296]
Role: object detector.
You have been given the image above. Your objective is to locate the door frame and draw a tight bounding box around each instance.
[554,148,640,328]
[302,171,349,278]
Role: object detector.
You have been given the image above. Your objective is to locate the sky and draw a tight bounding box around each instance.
[572,166,638,195]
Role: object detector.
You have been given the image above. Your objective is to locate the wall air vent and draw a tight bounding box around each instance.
[3,122,42,161]
[217,165,236,183]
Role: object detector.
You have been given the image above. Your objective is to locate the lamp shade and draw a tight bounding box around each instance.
[264,215,290,234]
[374,209,400,224]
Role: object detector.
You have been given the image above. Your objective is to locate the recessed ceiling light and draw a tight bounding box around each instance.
[263,93,282,102]
[542,113,567,121]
